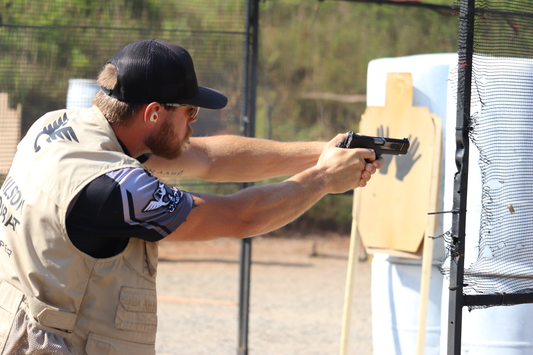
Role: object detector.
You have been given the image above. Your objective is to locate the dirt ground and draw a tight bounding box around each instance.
[155,232,373,355]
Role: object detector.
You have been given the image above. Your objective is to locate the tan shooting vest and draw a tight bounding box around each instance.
[0,106,159,354]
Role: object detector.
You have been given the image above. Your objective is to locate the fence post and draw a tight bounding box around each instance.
[237,0,260,354]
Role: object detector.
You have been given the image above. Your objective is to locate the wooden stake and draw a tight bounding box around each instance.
[416,114,442,355]
[340,217,361,355]
[416,234,434,355]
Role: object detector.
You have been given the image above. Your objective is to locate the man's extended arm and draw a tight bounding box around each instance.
[142,135,326,182]
[164,134,381,242]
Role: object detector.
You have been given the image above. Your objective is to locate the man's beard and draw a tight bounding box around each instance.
[145,119,193,160]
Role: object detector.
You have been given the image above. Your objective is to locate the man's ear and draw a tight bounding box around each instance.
[144,102,162,126]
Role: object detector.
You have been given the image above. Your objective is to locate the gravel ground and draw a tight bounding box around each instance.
[155,234,373,355]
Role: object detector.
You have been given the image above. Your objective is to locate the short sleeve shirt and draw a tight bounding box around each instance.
[66,165,193,258]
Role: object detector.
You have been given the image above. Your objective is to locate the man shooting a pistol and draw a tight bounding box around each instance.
[0,39,384,354]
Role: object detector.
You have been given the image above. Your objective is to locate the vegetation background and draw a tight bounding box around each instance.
[256,0,458,232]
[0,0,458,233]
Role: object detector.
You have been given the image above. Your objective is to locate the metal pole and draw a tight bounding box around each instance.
[237,0,259,354]
[238,237,252,355]
[248,0,259,140]
[447,0,475,352]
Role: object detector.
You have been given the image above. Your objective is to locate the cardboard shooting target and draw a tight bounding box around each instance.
[354,73,442,257]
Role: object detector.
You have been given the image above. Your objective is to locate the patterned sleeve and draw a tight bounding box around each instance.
[66,167,193,257]
[109,167,193,235]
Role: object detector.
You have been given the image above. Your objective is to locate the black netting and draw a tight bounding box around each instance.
[0,1,248,187]
[464,55,533,296]
[447,0,533,301]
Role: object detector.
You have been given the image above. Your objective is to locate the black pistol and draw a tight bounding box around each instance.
[337,131,410,159]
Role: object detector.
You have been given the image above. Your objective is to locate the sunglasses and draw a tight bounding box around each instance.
[163,103,200,119]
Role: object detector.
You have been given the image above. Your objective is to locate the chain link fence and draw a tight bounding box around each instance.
[0,0,459,226]
[0,0,249,189]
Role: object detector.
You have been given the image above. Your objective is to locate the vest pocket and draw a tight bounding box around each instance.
[85,332,155,355]
[114,287,157,344]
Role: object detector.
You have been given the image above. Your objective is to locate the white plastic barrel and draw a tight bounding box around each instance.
[461,305,533,354]
[366,53,458,355]
[66,78,100,110]
[371,254,443,355]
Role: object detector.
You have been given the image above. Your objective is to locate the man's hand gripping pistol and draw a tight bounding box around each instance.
[337,131,410,159]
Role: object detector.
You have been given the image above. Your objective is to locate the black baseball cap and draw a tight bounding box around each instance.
[103,39,227,109]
